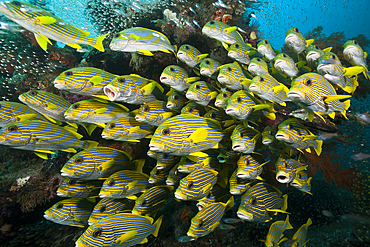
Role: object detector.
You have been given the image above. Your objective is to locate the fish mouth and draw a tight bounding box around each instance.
[274,60,286,68]
[306,52,320,61]
[98,193,108,198]
[248,84,260,94]
[87,220,95,226]
[200,69,210,76]
[217,75,229,83]
[18,95,26,103]
[101,133,113,139]
[262,139,272,145]
[230,189,241,195]
[56,191,65,196]
[43,213,52,221]
[343,45,359,55]
[237,211,252,221]
[148,179,155,184]
[166,180,174,186]
[196,203,204,211]
[237,172,249,179]
[149,143,165,152]
[185,92,197,101]
[60,171,73,177]
[275,133,289,142]
[135,115,145,122]
[177,167,190,173]
[166,103,174,109]
[276,172,290,183]
[53,80,66,89]
[228,51,237,59]
[287,90,305,101]
[174,191,186,200]
[156,165,164,170]
[285,34,300,44]
[160,75,170,83]
[232,144,245,152]
[225,107,239,115]
[317,63,331,73]
[290,182,299,187]
[103,85,120,101]
[214,100,223,107]
[63,113,75,120]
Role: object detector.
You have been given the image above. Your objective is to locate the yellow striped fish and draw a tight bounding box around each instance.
[236,154,266,180]
[305,45,326,68]
[110,27,176,56]
[166,90,188,111]
[248,57,270,76]
[231,124,261,153]
[202,20,244,48]
[217,140,240,164]
[343,40,369,79]
[57,178,102,198]
[165,163,187,186]
[204,109,233,124]
[149,114,224,156]
[274,53,300,79]
[0,101,50,127]
[186,81,219,106]
[291,218,312,247]
[257,40,278,62]
[156,153,180,170]
[229,169,251,195]
[103,74,164,104]
[148,166,171,184]
[180,102,207,116]
[275,155,307,184]
[290,170,312,195]
[263,215,293,247]
[285,27,314,55]
[275,118,323,156]
[132,185,173,216]
[288,73,351,121]
[217,63,251,91]
[135,100,177,126]
[102,116,154,142]
[76,213,162,247]
[88,198,135,226]
[0,1,108,51]
[44,198,95,228]
[174,168,218,201]
[228,42,256,64]
[160,65,196,92]
[214,89,233,110]
[196,184,230,211]
[199,58,221,78]
[53,67,118,96]
[177,150,221,174]
[177,44,208,68]
[60,147,136,180]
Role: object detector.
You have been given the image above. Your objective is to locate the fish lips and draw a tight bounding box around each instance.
[148,142,165,153]
[200,68,212,77]
[275,133,290,143]
[236,172,249,179]
[230,189,242,195]
[237,211,253,221]
[185,92,197,101]
[287,90,305,102]
[53,80,67,90]
[174,191,187,200]
[248,84,261,94]
[217,75,229,84]
[103,85,120,101]
[276,171,291,183]
[306,52,321,62]
[214,100,224,108]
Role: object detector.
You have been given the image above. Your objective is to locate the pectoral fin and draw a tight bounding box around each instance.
[186,128,208,144]
[322,95,351,102]
[137,49,154,56]
[35,16,57,25]
[93,108,108,115]
[115,230,138,244]
[89,76,103,86]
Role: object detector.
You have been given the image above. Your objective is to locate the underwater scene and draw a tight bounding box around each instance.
[0,0,369,246]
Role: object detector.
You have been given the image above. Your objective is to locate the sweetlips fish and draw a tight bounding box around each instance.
[177,150,221,174]
[217,62,251,91]
[290,170,312,195]
[236,154,267,180]
[225,90,275,121]
[101,116,154,142]
[288,73,351,121]
[174,168,218,201]
[274,53,301,79]
[237,182,288,223]
[135,100,177,126]
[196,184,230,211]
[156,153,180,170]
[110,27,176,56]
[148,166,171,184]
[166,90,188,111]
[343,40,369,79]
[53,67,118,96]
[275,118,323,156]
[76,213,162,247]
[202,20,244,48]
[132,185,173,216]
[285,27,314,55]
[44,198,95,228]
[166,163,187,186]
[204,109,233,124]
[248,57,269,76]
[99,167,149,200]
[177,44,208,68]
[186,197,234,239]
[275,155,307,184]
[56,178,102,198]
[103,74,164,104]
[0,101,49,127]
[60,147,137,180]
[199,58,221,78]
[64,99,130,124]
[18,90,72,123]
[181,102,207,116]
[291,218,312,247]
[305,45,332,68]
[228,42,256,65]
[214,89,233,109]
[230,124,261,153]
[0,1,108,51]
[217,140,240,164]
[317,52,363,93]
[257,40,278,62]
[149,114,224,156]
[186,81,219,106]
[160,65,198,92]
[0,120,98,158]
[229,169,251,195]
[262,215,294,247]
[249,74,290,106]
[88,198,135,226]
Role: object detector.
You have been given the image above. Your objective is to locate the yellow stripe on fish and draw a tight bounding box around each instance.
[57,178,102,198]
[135,100,177,127]
[202,20,244,48]
[236,154,266,180]
[263,215,293,247]
[177,44,208,68]
[217,62,251,91]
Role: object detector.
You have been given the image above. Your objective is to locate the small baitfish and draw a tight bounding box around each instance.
[64,99,129,124]
[217,62,251,91]
[343,40,369,79]
[0,1,108,51]
[202,20,244,48]
[103,74,164,104]
[53,67,118,96]
[257,40,278,62]
[166,90,188,111]
[291,218,312,247]
[149,114,224,156]
[101,116,154,142]
[166,163,188,186]
[44,198,96,228]
[236,154,266,180]
[249,74,290,106]
[76,213,162,247]
[181,102,207,116]
[229,169,251,195]
[199,58,221,78]
[132,185,174,216]
[160,65,198,92]
[248,57,270,76]
[177,150,220,174]
[177,44,208,68]
[285,27,314,55]
[288,73,351,121]
[186,81,219,106]
[0,101,50,127]
[135,100,177,126]
[262,215,294,247]
[0,120,98,158]
[237,182,288,223]
[275,118,323,156]
[230,124,261,154]
[110,27,176,56]
[228,42,256,65]
[57,178,102,198]
[214,89,233,109]
[275,155,307,184]
[88,198,135,226]
[174,168,218,201]
[290,170,312,195]
[148,166,171,185]
[61,147,137,180]
[274,53,300,79]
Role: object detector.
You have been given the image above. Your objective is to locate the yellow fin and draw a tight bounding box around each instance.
[322,47,332,53]
[93,108,108,115]
[46,103,57,110]
[99,159,115,171]
[135,159,145,172]
[63,126,83,139]
[15,113,36,121]
[139,238,148,244]
[89,76,103,86]
[328,112,336,119]
[208,91,218,100]
[184,77,200,83]
[323,95,351,102]
[152,215,163,237]
[241,78,252,86]
[188,151,208,158]
[306,39,314,47]
[160,112,173,119]
[130,33,140,40]
[115,230,137,244]
[302,134,317,142]
[280,102,287,107]
[314,140,323,156]
[95,122,106,128]
[252,104,270,111]
[67,43,82,49]
[224,26,237,33]
[62,148,77,153]
[186,128,208,144]
[127,180,138,190]
[197,53,208,60]
[343,66,365,77]
[113,102,129,112]
[92,94,110,100]
[126,195,137,200]
[35,16,57,25]
[85,140,99,149]
[34,32,48,51]
[92,32,109,52]
[272,85,286,93]
[128,126,140,134]
[34,151,48,159]
[34,149,55,154]
[210,222,220,232]
[307,112,315,122]
[138,49,154,56]
[296,61,306,68]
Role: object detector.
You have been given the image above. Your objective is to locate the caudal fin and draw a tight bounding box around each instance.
[92,33,110,52]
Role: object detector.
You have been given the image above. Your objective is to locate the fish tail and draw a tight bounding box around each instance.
[313,140,323,156]
[152,215,163,237]
[281,194,288,212]
[135,159,146,173]
[92,33,110,52]
[306,218,312,227]
[226,196,234,211]
[83,140,99,149]
[342,99,351,119]
[285,215,293,229]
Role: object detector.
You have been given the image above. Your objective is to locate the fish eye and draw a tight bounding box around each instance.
[305,79,312,86]
[188,107,194,112]
[259,77,264,82]
[56,203,63,209]
[173,95,178,100]
[227,67,232,72]
[65,71,73,76]
[7,125,18,132]
[195,84,200,89]
[75,157,83,163]
[162,128,170,135]
[235,44,239,48]
[256,58,261,62]
[205,60,210,65]
[210,21,215,25]
[68,179,76,185]
[298,174,302,179]
[12,1,22,7]
[72,104,79,109]
[114,33,120,38]
[210,113,214,118]
[264,40,268,44]
[240,132,244,138]
[169,67,175,72]
[331,55,336,59]
[187,181,194,189]
[287,124,292,130]
[108,180,115,186]
[353,40,358,45]
[118,78,125,83]
[294,28,299,32]
[99,205,106,213]
[222,93,227,98]
[143,106,150,112]
[282,54,287,57]
[29,91,38,96]
[92,229,102,237]
[315,45,319,49]
[174,170,179,176]
[284,162,288,168]
[236,97,242,103]
[185,45,189,50]
[198,220,204,228]
[109,123,116,129]
[142,200,147,206]
[251,198,257,205]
